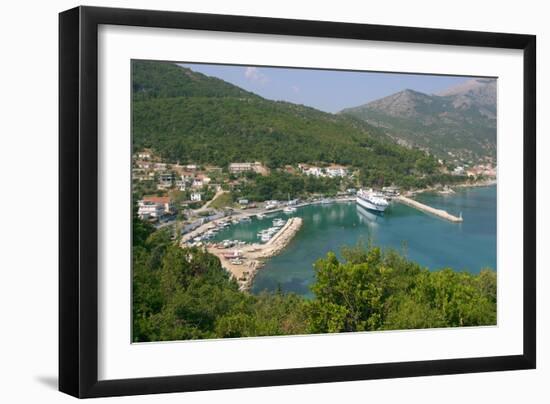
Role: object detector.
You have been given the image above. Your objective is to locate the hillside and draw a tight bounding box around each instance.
[132,61,445,186]
[132,60,258,100]
[339,79,497,163]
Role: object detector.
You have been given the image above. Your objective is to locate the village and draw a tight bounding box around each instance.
[133,148,496,289]
[133,148,356,226]
[134,149,495,224]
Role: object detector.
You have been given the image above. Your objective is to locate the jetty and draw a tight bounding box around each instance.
[395,195,463,223]
[206,217,304,290]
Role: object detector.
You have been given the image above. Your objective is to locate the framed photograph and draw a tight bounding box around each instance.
[59,6,536,398]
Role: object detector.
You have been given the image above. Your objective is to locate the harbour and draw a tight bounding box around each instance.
[206,217,303,290]
[208,185,496,296]
[178,185,495,293]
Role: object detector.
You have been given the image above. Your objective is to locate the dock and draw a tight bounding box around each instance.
[395,195,463,223]
[206,217,304,290]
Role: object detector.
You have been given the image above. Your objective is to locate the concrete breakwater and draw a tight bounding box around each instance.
[207,217,303,290]
[395,195,463,223]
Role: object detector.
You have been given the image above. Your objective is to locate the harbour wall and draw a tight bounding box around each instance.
[395,195,463,223]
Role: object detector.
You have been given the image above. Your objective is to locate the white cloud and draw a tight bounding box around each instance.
[244,67,269,85]
[291,85,300,94]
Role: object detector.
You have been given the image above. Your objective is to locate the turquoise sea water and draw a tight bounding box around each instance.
[212,185,496,297]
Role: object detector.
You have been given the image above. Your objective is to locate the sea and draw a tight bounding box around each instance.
[212,185,497,297]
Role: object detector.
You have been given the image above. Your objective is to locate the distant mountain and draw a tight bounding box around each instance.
[339,78,497,163]
[132,61,443,187]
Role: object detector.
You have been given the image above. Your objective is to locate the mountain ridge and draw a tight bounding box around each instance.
[132,61,449,188]
[339,78,497,163]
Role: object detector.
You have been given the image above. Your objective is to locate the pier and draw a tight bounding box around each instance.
[206,217,304,290]
[395,195,463,223]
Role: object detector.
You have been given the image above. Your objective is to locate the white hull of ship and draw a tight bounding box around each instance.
[356,195,387,212]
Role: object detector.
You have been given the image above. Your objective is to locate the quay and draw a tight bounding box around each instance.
[180,196,353,244]
[395,195,463,223]
[206,217,303,291]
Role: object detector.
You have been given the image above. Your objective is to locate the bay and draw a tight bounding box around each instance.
[212,185,496,297]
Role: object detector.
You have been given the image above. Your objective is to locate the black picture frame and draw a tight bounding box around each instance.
[59,5,536,398]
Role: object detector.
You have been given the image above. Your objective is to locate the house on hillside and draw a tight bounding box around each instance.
[229,162,263,174]
[138,196,174,220]
[153,162,167,171]
[175,175,189,191]
[453,166,465,175]
[157,173,174,189]
[135,150,152,160]
[190,192,202,202]
[326,165,348,178]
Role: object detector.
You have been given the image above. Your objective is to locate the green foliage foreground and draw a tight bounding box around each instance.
[133,226,496,342]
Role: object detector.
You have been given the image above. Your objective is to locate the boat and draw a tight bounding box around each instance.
[240,216,252,223]
[356,188,389,213]
[256,213,266,219]
[283,206,297,214]
[273,218,285,226]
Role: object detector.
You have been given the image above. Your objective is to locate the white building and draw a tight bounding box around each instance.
[326,166,347,177]
[138,196,173,220]
[190,192,202,202]
[229,162,251,173]
[229,162,262,174]
[305,167,324,177]
[175,176,188,191]
[265,200,279,210]
[136,151,151,160]
[136,161,150,169]
[453,166,465,175]
[157,173,174,189]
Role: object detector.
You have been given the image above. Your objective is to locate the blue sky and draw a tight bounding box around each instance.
[179,62,474,113]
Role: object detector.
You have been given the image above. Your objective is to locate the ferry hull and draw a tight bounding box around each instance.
[356,195,387,213]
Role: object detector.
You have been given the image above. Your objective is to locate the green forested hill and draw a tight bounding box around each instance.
[132,61,444,184]
[133,60,258,100]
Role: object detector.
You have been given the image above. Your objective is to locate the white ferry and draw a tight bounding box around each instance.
[356,188,389,213]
